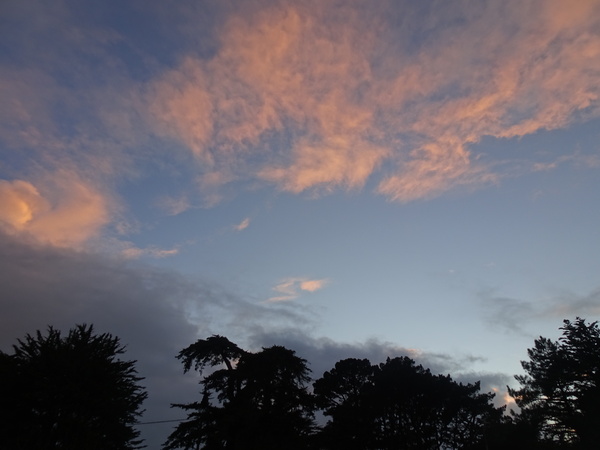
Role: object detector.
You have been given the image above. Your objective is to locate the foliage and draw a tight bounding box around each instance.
[312,358,375,449]
[167,336,505,449]
[164,336,315,450]
[509,317,600,447]
[314,356,503,449]
[5,318,599,449]
[177,335,246,373]
[0,324,147,449]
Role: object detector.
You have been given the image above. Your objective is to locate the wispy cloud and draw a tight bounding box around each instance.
[121,244,179,260]
[234,217,250,231]
[299,279,327,292]
[533,152,600,172]
[482,287,600,335]
[545,288,600,319]
[148,0,600,203]
[266,277,329,303]
[2,0,599,248]
[156,194,192,216]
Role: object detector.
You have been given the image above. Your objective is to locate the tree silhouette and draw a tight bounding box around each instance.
[0,324,147,449]
[314,356,502,449]
[313,358,377,449]
[509,317,600,447]
[167,336,506,449]
[164,336,315,450]
[177,335,246,373]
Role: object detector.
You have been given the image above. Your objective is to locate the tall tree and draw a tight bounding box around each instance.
[163,335,244,450]
[314,356,502,449]
[509,318,600,447]
[313,358,375,449]
[0,324,147,449]
[164,337,315,450]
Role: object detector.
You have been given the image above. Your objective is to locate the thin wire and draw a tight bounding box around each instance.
[136,418,188,425]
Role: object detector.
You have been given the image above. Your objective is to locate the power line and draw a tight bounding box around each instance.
[136,418,187,425]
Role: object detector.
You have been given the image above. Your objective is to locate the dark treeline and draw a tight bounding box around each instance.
[164,337,501,450]
[1,318,599,449]
[0,324,147,450]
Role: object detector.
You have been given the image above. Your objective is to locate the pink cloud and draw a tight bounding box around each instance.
[300,279,328,293]
[266,277,329,303]
[6,0,593,213]
[147,1,600,203]
[0,171,112,248]
[260,138,389,194]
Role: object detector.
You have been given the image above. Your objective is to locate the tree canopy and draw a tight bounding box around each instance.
[0,324,147,450]
[314,356,503,449]
[164,336,315,450]
[5,317,598,449]
[509,317,600,448]
[165,338,503,450]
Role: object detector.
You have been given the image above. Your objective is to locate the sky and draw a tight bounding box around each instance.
[1,0,600,446]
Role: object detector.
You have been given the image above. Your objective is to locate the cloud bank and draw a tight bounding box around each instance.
[2,0,599,251]
[0,229,324,446]
[249,329,513,409]
[149,0,600,203]
[0,229,502,445]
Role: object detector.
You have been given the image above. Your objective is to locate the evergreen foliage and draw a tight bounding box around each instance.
[166,338,502,450]
[509,318,600,447]
[164,336,315,450]
[314,356,502,449]
[0,324,147,449]
[4,317,598,449]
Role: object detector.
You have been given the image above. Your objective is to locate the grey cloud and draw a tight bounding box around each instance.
[248,329,488,382]
[479,287,600,410]
[249,330,515,408]
[0,230,313,447]
[546,288,600,319]
[1,232,200,353]
[482,295,537,336]
[0,231,206,447]
[481,288,600,336]
[0,230,518,447]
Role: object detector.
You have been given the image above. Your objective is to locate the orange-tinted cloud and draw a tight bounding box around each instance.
[0,180,49,228]
[149,3,387,197]
[148,0,600,203]
[4,0,598,217]
[266,277,329,303]
[0,172,111,248]
[300,278,328,293]
[259,138,389,194]
[149,59,215,163]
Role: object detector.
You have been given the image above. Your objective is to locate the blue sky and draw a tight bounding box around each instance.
[1,0,599,446]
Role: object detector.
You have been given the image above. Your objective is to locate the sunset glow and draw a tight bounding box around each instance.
[1,0,599,446]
